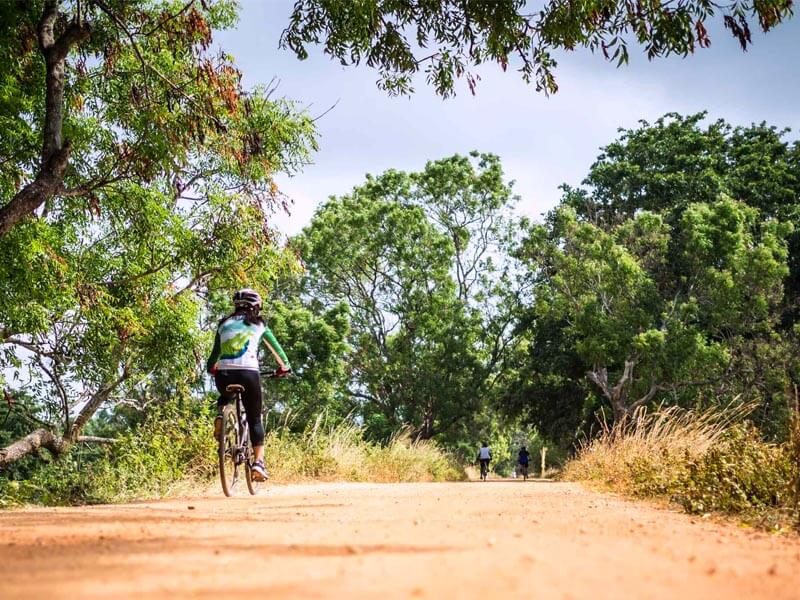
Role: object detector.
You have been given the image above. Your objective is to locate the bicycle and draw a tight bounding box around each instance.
[518,463,529,481]
[217,369,283,497]
[479,459,490,481]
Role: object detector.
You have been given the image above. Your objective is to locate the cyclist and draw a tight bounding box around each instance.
[476,441,491,479]
[206,288,291,481]
[517,445,530,480]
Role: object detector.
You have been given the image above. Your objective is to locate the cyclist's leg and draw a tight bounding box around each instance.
[213,370,236,407]
[213,370,236,439]
[240,370,266,461]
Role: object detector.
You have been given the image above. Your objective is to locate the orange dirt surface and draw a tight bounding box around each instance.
[1,481,799,599]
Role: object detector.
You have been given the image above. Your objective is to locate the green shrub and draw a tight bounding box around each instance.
[678,424,793,514]
[1,399,216,507]
[2,404,465,508]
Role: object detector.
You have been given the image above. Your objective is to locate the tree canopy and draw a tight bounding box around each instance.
[0,0,317,468]
[295,153,520,443]
[506,114,799,444]
[282,0,795,96]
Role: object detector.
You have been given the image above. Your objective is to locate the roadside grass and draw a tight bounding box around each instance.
[0,401,464,508]
[264,419,464,484]
[563,404,800,532]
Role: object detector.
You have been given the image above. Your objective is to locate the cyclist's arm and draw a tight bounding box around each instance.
[206,330,221,373]
[261,326,291,370]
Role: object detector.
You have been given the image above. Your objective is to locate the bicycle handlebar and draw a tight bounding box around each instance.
[260,368,297,380]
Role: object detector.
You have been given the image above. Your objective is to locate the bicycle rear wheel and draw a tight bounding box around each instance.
[245,454,262,495]
[218,403,240,497]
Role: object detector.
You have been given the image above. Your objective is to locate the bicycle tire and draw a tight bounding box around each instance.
[218,403,240,497]
[245,456,262,495]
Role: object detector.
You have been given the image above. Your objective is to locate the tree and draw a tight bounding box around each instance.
[0,1,317,468]
[562,113,800,226]
[0,0,315,237]
[282,0,794,96]
[295,153,520,442]
[562,113,800,324]
[504,113,800,442]
[514,197,792,426]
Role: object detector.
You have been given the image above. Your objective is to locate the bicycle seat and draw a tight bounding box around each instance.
[225,384,245,394]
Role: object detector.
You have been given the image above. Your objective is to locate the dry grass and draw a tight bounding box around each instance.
[789,409,800,527]
[562,402,753,495]
[263,417,465,483]
[563,401,800,531]
[1,406,464,508]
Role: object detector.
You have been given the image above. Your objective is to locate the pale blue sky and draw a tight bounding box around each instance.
[216,1,800,235]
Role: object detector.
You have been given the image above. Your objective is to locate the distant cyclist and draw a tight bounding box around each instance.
[517,446,531,480]
[206,289,291,481]
[476,441,491,480]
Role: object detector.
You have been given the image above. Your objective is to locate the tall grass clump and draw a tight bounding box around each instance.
[263,416,465,483]
[788,409,800,529]
[563,403,799,529]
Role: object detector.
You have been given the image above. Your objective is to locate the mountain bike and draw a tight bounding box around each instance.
[479,459,490,481]
[217,369,283,497]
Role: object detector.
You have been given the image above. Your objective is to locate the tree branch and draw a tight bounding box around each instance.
[0,428,66,470]
[76,435,118,444]
[0,3,91,237]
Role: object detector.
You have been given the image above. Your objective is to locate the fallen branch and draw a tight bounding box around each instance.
[0,428,66,470]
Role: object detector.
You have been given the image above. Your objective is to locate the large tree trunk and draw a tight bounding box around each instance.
[0,1,90,237]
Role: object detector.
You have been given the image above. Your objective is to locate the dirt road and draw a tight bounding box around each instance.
[1,481,799,599]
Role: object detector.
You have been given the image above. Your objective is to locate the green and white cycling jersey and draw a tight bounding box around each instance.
[206,315,290,372]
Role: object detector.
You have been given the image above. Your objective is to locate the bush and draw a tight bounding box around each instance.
[678,424,793,514]
[563,404,799,529]
[1,404,465,508]
[1,399,217,507]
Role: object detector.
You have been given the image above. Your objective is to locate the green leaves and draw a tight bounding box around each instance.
[0,1,318,455]
[282,1,793,97]
[510,113,798,442]
[295,153,519,443]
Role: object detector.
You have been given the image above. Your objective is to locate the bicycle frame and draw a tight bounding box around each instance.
[232,392,250,465]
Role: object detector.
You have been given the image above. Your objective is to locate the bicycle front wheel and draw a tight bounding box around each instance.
[218,404,240,497]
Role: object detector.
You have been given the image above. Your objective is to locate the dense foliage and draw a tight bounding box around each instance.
[295,153,521,447]
[0,0,316,469]
[506,114,800,446]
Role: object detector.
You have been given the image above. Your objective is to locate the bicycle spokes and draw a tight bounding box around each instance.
[218,405,240,496]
